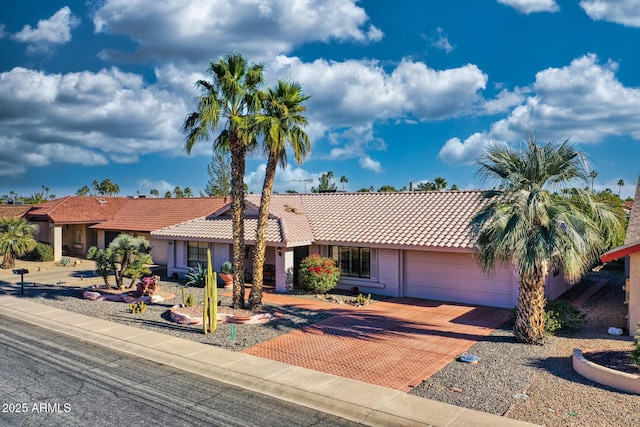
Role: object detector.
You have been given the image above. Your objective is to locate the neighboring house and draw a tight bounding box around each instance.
[601,175,640,336]
[91,197,227,264]
[152,191,568,309]
[24,196,228,264]
[26,196,128,261]
[0,205,32,220]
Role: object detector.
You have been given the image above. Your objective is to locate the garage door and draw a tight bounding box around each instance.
[403,251,514,308]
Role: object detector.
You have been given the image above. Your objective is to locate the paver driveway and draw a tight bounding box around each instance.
[243,295,511,391]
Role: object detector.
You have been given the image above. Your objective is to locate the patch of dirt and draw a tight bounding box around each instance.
[584,349,640,375]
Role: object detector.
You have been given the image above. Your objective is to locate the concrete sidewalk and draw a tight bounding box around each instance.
[0,296,538,426]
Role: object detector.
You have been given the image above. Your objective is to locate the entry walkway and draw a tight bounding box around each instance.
[246,294,511,391]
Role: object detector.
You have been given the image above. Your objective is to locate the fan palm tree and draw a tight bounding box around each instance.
[470,137,620,344]
[340,176,348,190]
[589,170,598,191]
[0,218,38,269]
[433,176,447,190]
[249,80,310,311]
[183,53,265,308]
[617,179,625,197]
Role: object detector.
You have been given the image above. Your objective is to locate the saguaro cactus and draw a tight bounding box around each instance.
[203,249,218,334]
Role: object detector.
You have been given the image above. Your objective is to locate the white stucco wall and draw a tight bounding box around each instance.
[629,252,640,336]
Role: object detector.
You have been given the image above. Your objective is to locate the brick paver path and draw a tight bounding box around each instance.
[243,294,511,391]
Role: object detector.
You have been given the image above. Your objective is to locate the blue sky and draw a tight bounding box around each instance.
[0,0,639,199]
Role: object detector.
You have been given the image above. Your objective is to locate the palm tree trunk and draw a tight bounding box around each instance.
[230,139,246,309]
[515,273,546,344]
[249,151,278,311]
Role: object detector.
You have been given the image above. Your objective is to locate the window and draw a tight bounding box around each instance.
[187,241,208,267]
[332,246,371,278]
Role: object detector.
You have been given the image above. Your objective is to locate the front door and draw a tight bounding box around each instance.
[293,246,309,288]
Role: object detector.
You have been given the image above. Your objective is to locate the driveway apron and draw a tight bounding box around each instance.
[244,295,511,391]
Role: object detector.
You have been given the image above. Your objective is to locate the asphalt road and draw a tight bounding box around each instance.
[0,315,359,427]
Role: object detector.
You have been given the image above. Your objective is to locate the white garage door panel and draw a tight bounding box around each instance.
[403,251,513,308]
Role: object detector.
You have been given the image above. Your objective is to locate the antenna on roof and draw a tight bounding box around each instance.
[287,179,313,193]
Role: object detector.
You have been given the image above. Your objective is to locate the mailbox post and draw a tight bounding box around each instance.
[12,269,29,295]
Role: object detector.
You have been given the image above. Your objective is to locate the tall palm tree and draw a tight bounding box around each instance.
[340,175,348,190]
[249,80,310,311]
[617,179,625,197]
[183,53,265,308]
[0,218,38,269]
[589,170,598,192]
[470,137,620,344]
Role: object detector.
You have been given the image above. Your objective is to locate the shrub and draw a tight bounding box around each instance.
[129,301,147,313]
[23,242,54,262]
[632,325,640,365]
[60,256,71,266]
[544,299,586,333]
[355,293,371,306]
[299,254,340,294]
[136,275,160,296]
[185,264,207,287]
[220,261,233,274]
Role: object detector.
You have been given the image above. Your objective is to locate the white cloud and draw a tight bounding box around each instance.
[93,0,382,64]
[359,156,382,172]
[441,53,640,165]
[580,0,640,27]
[0,67,187,175]
[244,163,319,194]
[497,0,559,14]
[482,87,528,115]
[138,179,176,194]
[13,7,80,54]
[490,54,640,143]
[431,28,454,53]
[271,56,487,128]
[439,133,503,164]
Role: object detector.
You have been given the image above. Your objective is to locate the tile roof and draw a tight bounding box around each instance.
[92,197,228,232]
[26,196,128,224]
[0,205,32,219]
[298,191,484,248]
[153,191,486,249]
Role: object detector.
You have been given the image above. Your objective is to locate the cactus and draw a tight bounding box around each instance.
[186,293,195,307]
[181,287,186,305]
[128,301,147,313]
[203,249,218,334]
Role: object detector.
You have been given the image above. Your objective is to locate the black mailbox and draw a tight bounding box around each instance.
[12,269,29,295]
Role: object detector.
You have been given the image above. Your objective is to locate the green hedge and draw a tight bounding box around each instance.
[23,242,54,262]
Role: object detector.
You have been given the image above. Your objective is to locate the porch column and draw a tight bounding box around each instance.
[275,247,294,292]
[53,224,63,261]
[629,253,640,336]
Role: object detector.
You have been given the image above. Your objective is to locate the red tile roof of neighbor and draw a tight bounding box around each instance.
[91,197,228,232]
[26,196,128,224]
[152,191,488,249]
[0,205,32,219]
[601,175,640,262]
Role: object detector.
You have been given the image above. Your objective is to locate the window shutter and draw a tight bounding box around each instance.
[183,241,187,266]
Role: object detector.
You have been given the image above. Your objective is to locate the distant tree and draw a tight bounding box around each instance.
[285,189,298,194]
[0,218,38,268]
[149,189,159,197]
[450,184,459,190]
[416,182,434,191]
[434,176,447,190]
[184,187,193,198]
[377,185,397,192]
[357,186,374,193]
[204,151,232,196]
[618,179,625,197]
[589,170,598,192]
[173,186,184,198]
[340,175,348,190]
[92,179,120,196]
[76,186,91,196]
[311,172,337,192]
[409,181,413,192]
[163,191,172,198]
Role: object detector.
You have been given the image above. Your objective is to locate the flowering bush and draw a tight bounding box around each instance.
[299,254,340,294]
[136,275,160,296]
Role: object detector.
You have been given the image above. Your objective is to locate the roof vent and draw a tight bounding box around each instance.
[96,198,107,205]
[284,205,299,214]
